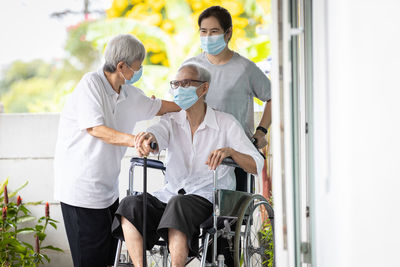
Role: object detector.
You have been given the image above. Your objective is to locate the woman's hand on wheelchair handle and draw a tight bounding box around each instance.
[134,132,157,157]
[206,147,233,170]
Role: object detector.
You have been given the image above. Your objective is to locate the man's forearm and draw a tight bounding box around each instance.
[230,149,258,175]
[87,125,135,147]
[156,100,181,116]
[258,100,271,130]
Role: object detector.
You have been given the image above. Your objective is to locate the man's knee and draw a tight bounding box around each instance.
[119,195,143,214]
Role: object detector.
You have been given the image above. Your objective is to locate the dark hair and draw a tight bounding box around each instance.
[198,6,232,32]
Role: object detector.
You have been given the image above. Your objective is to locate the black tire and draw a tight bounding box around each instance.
[234,194,274,267]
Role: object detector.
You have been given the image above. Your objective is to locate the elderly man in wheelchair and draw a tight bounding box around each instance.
[111,63,272,267]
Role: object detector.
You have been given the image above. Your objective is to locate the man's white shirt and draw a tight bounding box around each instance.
[148,106,264,203]
[54,68,161,209]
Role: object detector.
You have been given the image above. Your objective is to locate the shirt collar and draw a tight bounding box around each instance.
[175,105,219,131]
[97,68,117,96]
[97,68,129,101]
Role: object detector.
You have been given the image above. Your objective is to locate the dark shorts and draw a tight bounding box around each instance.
[111,193,212,256]
[61,199,119,267]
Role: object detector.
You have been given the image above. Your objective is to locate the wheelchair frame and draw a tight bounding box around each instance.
[113,156,274,267]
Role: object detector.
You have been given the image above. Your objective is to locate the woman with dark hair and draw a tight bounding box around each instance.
[184,5,271,150]
[183,7,271,265]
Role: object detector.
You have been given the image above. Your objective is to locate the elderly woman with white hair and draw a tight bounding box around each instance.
[111,63,264,267]
[54,34,179,267]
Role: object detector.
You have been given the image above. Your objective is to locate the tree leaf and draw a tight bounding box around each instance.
[0,177,9,196]
[41,245,64,252]
[24,201,42,206]
[49,222,57,229]
[8,181,28,199]
[42,253,51,262]
[16,215,36,224]
[22,241,33,250]
[17,228,35,235]
[36,232,46,241]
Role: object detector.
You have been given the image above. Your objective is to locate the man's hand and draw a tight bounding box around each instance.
[206,147,233,170]
[252,130,267,149]
[134,132,157,157]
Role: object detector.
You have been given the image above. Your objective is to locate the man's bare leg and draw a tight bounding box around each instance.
[169,228,189,267]
[121,216,143,267]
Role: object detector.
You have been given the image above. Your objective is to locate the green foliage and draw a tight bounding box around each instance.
[260,194,274,267]
[0,60,52,97]
[0,59,79,113]
[0,179,63,266]
[64,21,100,72]
[0,0,271,113]
[260,221,274,267]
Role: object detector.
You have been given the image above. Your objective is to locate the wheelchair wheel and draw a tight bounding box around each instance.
[118,246,170,267]
[147,245,170,267]
[234,194,274,267]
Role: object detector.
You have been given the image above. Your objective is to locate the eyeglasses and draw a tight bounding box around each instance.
[170,79,205,89]
[127,64,142,74]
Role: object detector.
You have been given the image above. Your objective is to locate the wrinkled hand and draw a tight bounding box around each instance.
[206,147,233,170]
[252,131,267,149]
[134,132,156,157]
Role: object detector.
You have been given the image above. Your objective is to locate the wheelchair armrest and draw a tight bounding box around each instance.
[221,149,265,169]
[130,157,166,171]
[221,157,240,168]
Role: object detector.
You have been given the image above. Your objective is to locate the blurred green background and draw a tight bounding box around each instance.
[0,0,271,113]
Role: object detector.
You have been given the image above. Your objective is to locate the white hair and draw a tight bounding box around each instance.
[176,63,211,99]
[103,34,146,73]
[178,63,211,83]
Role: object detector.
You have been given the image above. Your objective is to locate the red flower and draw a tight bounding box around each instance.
[17,195,22,206]
[4,185,8,205]
[45,202,49,218]
[2,206,7,220]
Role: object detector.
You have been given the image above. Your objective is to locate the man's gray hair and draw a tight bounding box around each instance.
[103,34,146,73]
[178,63,211,83]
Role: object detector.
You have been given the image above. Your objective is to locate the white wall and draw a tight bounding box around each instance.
[312,0,400,266]
[0,113,165,266]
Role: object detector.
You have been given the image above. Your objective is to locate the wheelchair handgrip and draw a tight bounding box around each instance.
[221,157,240,168]
[150,141,157,150]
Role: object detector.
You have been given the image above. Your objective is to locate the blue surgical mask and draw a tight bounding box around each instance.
[123,66,143,85]
[173,86,199,110]
[200,34,226,55]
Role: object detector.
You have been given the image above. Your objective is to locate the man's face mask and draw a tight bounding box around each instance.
[173,86,200,110]
[200,34,227,55]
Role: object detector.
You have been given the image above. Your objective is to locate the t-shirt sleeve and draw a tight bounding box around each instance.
[226,115,264,176]
[131,87,162,121]
[76,76,105,131]
[147,115,171,151]
[249,61,272,102]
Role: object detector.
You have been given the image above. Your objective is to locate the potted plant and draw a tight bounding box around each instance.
[0,178,63,266]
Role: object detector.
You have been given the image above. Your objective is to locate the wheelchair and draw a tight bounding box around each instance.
[113,155,274,267]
